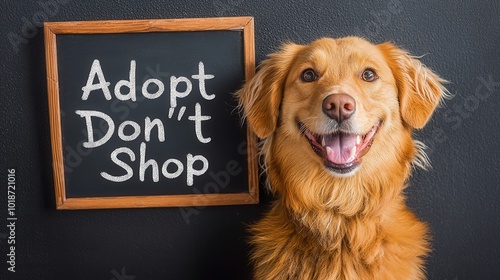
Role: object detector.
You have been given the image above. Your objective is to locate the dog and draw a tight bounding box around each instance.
[237,37,448,279]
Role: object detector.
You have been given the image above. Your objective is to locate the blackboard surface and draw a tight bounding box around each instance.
[44,18,258,209]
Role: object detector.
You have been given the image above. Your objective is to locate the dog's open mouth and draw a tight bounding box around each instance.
[299,121,381,174]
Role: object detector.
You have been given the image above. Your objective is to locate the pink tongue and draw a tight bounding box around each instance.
[325,133,357,165]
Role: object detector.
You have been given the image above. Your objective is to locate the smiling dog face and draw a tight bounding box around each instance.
[238,37,447,198]
[238,36,448,279]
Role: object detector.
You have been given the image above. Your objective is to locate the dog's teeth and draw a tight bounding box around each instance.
[349,146,357,161]
[321,136,326,147]
[356,135,362,145]
[326,146,332,154]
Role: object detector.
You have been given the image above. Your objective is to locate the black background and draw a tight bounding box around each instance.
[1,1,499,279]
[56,31,248,197]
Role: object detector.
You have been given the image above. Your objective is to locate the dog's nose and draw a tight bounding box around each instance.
[322,94,356,123]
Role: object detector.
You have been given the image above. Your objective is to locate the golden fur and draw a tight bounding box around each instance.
[237,37,448,280]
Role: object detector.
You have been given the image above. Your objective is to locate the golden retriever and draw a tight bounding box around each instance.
[237,37,448,280]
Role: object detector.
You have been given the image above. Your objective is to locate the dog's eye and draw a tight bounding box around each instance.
[301,69,318,82]
[361,69,378,82]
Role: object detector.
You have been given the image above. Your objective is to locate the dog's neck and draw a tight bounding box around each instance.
[269,161,412,252]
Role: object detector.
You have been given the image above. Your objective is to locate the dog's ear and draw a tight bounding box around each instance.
[237,43,303,138]
[378,42,449,129]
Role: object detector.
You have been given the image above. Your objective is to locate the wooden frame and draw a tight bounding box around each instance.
[44,17,258,210]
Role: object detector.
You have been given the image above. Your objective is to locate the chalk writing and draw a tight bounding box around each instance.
[76,59,215,186]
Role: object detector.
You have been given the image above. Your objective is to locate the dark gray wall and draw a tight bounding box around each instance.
[1,1,499,279]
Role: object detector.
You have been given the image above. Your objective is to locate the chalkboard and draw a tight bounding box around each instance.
[44,17,258,209]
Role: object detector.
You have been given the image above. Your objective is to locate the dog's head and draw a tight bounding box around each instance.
[238,37,447,205]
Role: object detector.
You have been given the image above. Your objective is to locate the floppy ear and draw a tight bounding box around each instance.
[378,42,449,129]
[237,43,303,138]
